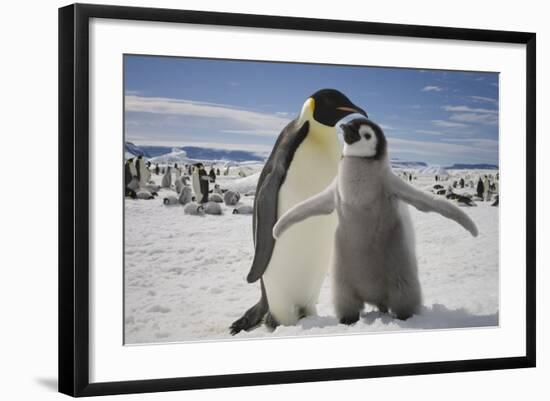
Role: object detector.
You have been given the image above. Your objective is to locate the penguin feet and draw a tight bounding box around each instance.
[393,311,414,321]
[391,305,417,321]
[377,304,389,314]
[229,316,254,335]
[265,312,280,331]
[339,314,360,325]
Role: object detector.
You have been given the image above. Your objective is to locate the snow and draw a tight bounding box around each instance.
[124,168,498,344]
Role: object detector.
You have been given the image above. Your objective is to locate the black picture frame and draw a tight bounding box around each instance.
[58,3,536,397]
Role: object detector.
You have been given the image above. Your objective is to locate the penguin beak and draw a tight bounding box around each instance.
[336,106,368,118]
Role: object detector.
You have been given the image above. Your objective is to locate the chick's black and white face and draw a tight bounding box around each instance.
[341,119,386,159]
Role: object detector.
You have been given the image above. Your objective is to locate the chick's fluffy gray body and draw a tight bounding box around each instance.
[333,157,421,321]
[273,118,477,324]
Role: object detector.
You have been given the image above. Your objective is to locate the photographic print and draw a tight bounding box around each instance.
[123,55,499,345]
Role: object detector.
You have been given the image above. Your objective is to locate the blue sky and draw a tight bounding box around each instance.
[124,55,499,165]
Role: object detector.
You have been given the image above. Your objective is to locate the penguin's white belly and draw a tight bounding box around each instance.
[263,215,335,325]
[263,134,339,325]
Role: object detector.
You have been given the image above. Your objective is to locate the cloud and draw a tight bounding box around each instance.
[431,119,469,128]
[440,104,498,126]
[442,105,497,114]
[125,95,290,137]
[379,123,394,131]
[449,113,498,125]
[220,129,282,136]
[440,137,498,149]
[415,129,446,136]
[421,85,443,92]
[468,95,498,104]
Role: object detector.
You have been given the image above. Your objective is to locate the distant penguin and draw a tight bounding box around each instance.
[163,195,178,205]
[144,183,161,193]
[491,195,499,207]
[184,202,205,216]
[192,166,203,202]
[209,193,223,203]
[128,158,137,178]
[175,176,187,194]
[230,89,367,334]
[446,191,459,200]
[204,201,223,215]
[178,186,193,205]
[483,176,490,201]
[273,118,478,323]
[137,157,151,187]
[476,178,484,198]
[213,184,222,194]
[124,160,133,188]
[457,195,477,207]
[161,166,172,188]
[223,191,240,206]
[127,177,140,192]
[233,205,254,215]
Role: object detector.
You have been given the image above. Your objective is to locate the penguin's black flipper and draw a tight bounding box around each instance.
[229,280,269,335]
[246,120,309,284]
[246,169,281,283]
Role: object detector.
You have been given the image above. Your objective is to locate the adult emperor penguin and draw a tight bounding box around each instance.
[273,118,478,322]
[229,89,367,334]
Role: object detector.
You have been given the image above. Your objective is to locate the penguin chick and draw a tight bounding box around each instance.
[224,191,241,206]
[204,201,223,215]
[163,196,178,205]
[233,205,254,215]
[184,202,205,216]
[178,186,193,205]
[209,193,224,203]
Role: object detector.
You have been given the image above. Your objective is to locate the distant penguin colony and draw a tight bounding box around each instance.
[273,118,478,323]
